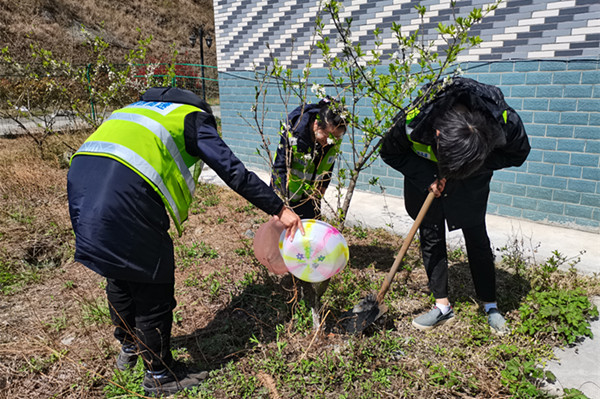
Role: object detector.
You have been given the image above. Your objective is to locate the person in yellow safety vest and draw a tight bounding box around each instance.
[381,77,530,336]
[271,97,346,326]
[67,87,303,396]
[271,97,347,220]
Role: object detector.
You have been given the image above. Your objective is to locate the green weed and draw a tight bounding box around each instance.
[351,224,368,239]
[500,358,547,398]
[516,287,598,344]
[235,204,256,215]
[236,271,257,289]
[0,260,42,294]
[184,274,200,287]
[448,246,465,262]
[176,241,219,269]
[8,210,34,225]
[81,298,111,325]
[173,309,183,324]
[292,299,313,334]
[103,361,145,398]
[21,349,68,373]
[44,313,68,332]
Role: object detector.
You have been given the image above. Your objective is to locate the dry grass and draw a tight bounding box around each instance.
[0,133,598,398]
[0,0,216,65]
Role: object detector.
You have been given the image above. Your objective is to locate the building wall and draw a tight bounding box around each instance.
[214,0,600,232]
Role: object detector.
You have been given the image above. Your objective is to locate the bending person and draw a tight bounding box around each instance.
[67,87,302,396]
[381,77,530,335]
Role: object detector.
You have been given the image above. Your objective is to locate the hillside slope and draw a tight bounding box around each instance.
[0,0,215,65]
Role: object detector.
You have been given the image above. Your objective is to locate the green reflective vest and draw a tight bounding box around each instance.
[71,101,203,235]
[405,108,438,162]
[283,133,341,202]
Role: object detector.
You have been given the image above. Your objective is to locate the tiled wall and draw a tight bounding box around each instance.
[214,1,600,232]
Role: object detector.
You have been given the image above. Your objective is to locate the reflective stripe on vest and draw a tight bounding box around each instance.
[406,126,438,162]
[107,112,195,195]
[72,102,203,235]
[286,143,340,202]
[76,140,181,223]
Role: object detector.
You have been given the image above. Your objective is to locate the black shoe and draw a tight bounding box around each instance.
[116,345,138,371]
[142,361,208,396]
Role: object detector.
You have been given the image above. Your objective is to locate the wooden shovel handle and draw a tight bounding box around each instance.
[376,191,436,303]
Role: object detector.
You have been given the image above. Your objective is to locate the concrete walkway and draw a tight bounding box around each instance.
[199,166,600,399]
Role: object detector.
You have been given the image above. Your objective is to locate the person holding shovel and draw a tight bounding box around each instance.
[380,77,530,335]
[67,87,303,396]
[270,97,347,325]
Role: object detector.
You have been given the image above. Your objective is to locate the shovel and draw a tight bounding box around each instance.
[339,191,436,334]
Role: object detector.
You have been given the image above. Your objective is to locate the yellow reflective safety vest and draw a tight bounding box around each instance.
[285,133,341,202]
[404,108,438,162]
[71,101,203,235]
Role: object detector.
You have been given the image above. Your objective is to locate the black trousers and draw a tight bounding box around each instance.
[106,278,177,371]
[419,221,496,303]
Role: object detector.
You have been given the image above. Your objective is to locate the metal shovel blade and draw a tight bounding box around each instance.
[338,293,388,334]
[338,192,435,335]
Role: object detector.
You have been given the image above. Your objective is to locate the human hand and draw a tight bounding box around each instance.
[429,178,446,198]
[274,206,305,240]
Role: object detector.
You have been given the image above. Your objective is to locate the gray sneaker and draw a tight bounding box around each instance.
[412,306,455,331]
[142,361,208,396]
[116,345,138,371]
[487,308,509,336]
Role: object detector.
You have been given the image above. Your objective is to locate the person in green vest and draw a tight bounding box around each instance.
[271,97,347,326]
[67,87,303,396]
[381,77,530,335]
[271,97,346,220]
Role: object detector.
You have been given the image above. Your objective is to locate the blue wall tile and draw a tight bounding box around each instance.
[218,60,600,232]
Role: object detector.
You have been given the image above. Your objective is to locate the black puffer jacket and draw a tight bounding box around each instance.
[380,78,530,230]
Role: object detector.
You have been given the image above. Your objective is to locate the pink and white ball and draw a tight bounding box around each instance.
[279,219,349,283]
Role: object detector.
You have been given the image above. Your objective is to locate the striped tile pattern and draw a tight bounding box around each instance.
[214,0,600,71]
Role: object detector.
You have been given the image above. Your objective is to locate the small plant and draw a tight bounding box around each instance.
[21,349,68,373]
[81,297,111,325]
[516,287,598,344]
[44,314,68,332]
[427,362,464,389]
[62,280,75,289]
[499,237,532,278]
[448,246,465,262]
[201,270,226,300]
[184,274,200,287]
[176,241,219,269]
[235,204,256,214]
[202,195,221,207]
[275,323,287,354]
[500,358,548,398]
[237,271,257,289]
[292,299,313,334]
[235,246,251,257]
[173,309,183,324]
[209,279,222,299]
[104,362,145,398]
[351,224,368,239]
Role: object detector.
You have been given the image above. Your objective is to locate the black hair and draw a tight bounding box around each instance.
[315,97,347,132]
[435,109,501,180]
